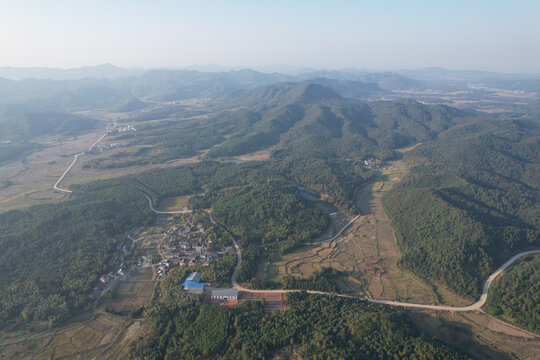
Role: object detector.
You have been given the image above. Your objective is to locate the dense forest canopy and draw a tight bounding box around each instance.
[0,177,152,326]
[125,287,470,360]
[485,254,540,334]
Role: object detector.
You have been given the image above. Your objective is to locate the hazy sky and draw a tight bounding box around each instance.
[1,0,539,72]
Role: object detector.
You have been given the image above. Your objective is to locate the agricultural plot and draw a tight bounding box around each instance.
[0,131,105,212]
[238,292,286,313]
[100,267,156,315]
[0,314,129,360]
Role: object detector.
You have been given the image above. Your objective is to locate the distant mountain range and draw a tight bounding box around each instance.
[0,64,538,141]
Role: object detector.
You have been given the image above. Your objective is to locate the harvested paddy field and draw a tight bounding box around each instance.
[0,131,106,212]
[0,314,131,360]
[99,267,156,315]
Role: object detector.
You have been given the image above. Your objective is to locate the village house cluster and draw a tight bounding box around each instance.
[155,217,223,278]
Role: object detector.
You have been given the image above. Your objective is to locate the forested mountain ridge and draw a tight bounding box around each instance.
[208,83,472,159]
[383,118,540,297]
[0,112,98,139]
[204,82,474,213]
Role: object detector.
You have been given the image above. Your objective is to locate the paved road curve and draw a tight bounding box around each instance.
[53,133,106,193]
[208,208,540,312]
[367,249,540,311]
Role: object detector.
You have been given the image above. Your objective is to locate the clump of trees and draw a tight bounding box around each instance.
[212,172,329,254]
[282,267,340,292]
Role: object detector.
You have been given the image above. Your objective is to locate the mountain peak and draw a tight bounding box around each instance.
[294,83,341,101]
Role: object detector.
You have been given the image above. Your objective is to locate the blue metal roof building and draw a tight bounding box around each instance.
[182,272,205,294]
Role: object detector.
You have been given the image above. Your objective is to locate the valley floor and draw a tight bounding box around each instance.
[1,142,539,360]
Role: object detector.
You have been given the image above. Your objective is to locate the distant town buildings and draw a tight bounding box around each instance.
[362,157,383,170]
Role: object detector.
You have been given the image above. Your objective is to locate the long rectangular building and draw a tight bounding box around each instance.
[211,288,238,300]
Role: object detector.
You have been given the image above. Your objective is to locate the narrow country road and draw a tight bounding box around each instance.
[367,249,540,311]
[302,214,360,245]
[53,153,80,193]
[144,195,539,313]
[53,132,106,193]
[208,211,241,288]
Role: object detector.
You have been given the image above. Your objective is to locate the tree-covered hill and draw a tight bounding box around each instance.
[203,82,473,214]
[0,112,98,139]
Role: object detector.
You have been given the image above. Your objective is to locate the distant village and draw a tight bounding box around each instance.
[96,216,233,290]
[362,156,384,170]
[106,121,136,134]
